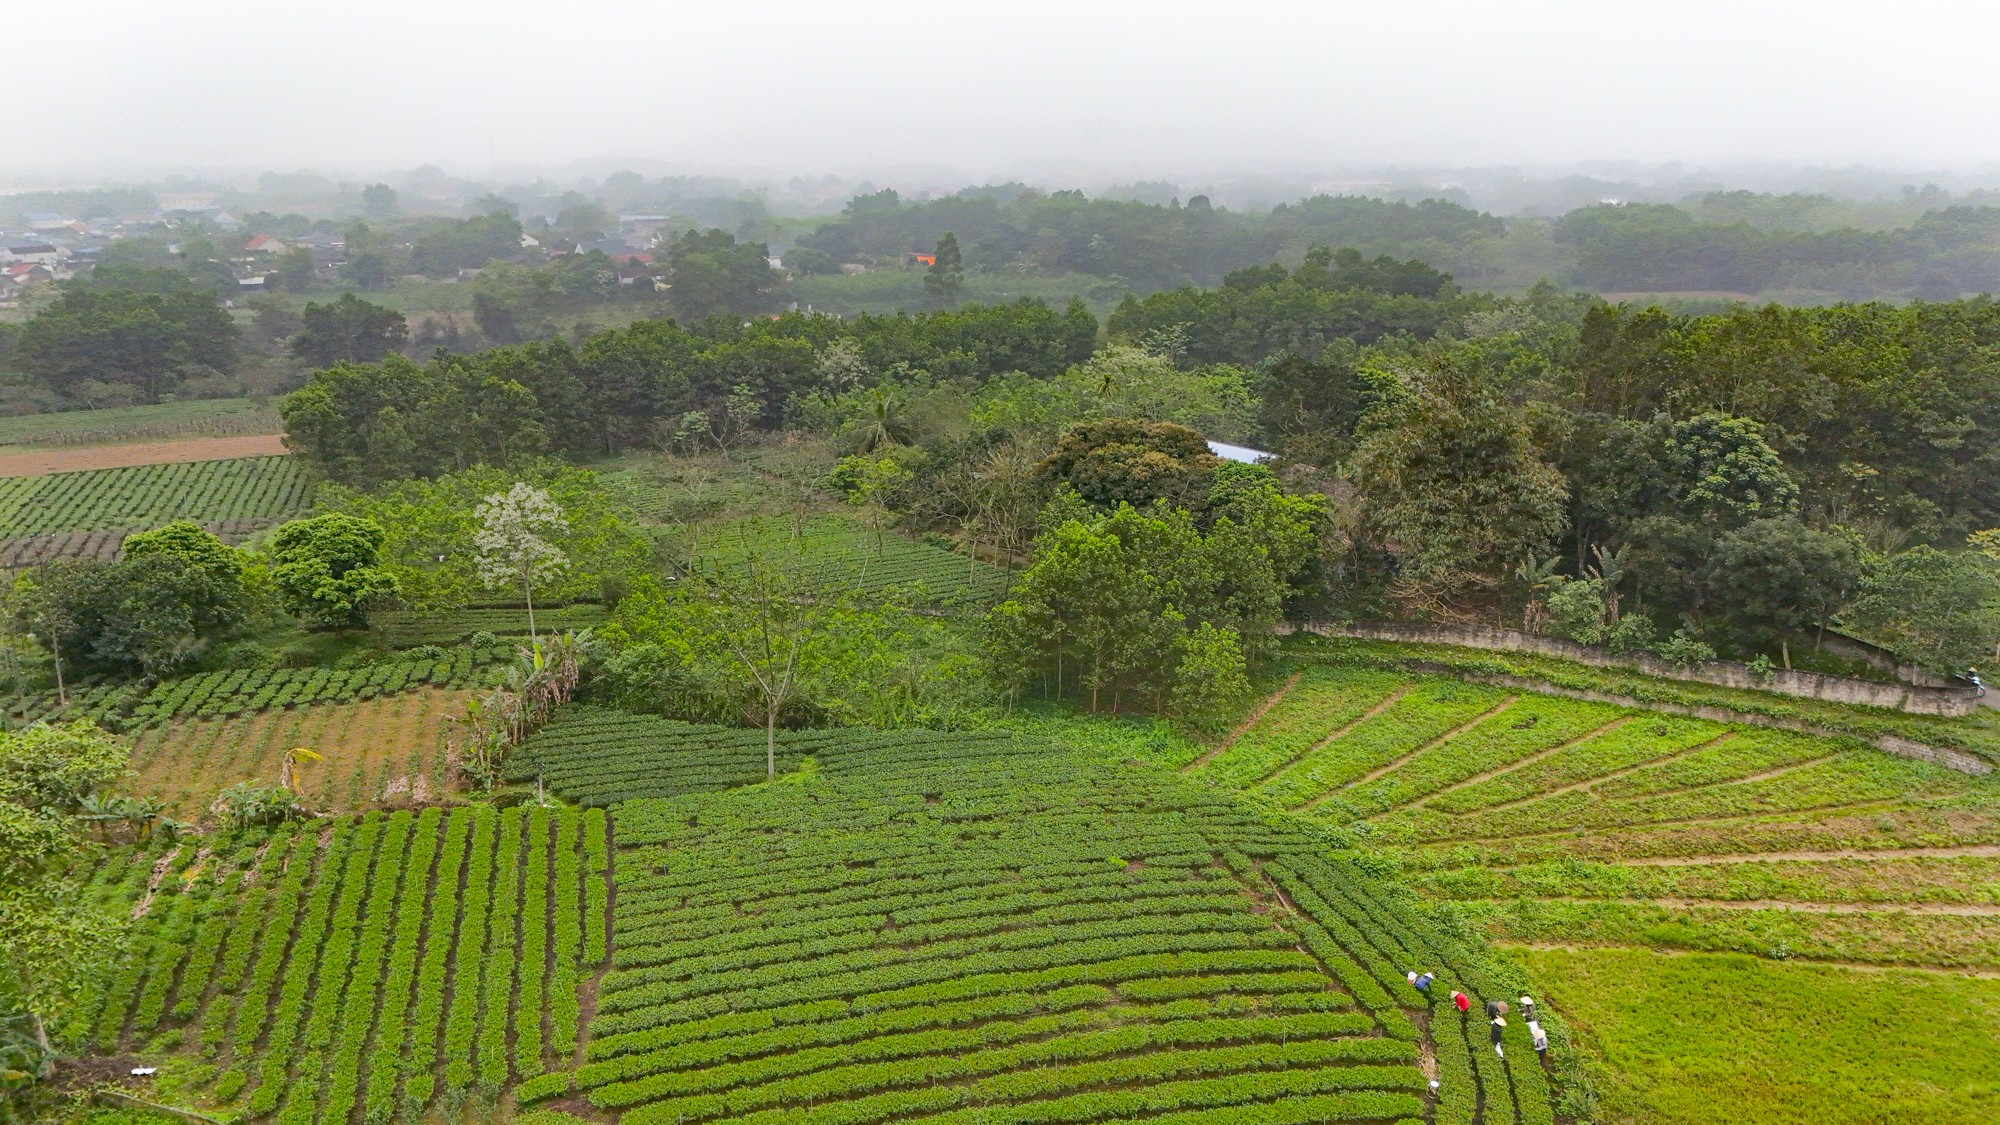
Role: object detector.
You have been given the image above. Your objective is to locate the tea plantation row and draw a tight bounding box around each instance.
[68,805,610,1123]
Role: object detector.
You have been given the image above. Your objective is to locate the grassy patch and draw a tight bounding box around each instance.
[0,399,279,447]
[1513,946,2000,1125]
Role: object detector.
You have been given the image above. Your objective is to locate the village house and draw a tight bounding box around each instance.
[0,242,63,267]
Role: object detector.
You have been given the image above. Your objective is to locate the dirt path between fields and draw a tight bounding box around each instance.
[1501,940,2000,978]
[1470,895,2000,916]
[1615,844,2000,866]
[1183,672,1303,772]
[0,433,286,477]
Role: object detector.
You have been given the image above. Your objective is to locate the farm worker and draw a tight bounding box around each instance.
[1490,1015,1506,1056]
[1518,994,1536,1021]
[1484,998,1509,1020]
[1451,990,1471,1013]
[1529,1020,1549,1057]
[1407,970,1435,994]
[1429,1078,1441,1096]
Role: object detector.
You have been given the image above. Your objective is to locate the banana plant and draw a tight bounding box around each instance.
[280,747,323,796]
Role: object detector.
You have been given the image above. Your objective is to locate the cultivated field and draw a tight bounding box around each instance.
[371,603,611,648]
[695,513,1009,607]
[0,433,288,477]
[1183,660,2000,1123]
[78,722,1563,1125]
[18,646,508,735]
[0,399,280,448]
[68,806,609,1123]
[0,519,274,570]
[0,455,310,537]
[128,688,474,816]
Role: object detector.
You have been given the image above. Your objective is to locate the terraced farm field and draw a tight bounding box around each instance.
[17,646,509,735]
[1185,659,2000,1123]
[128,687,473,816]
[695,513,1008,607]
[75,719,1561,1125]
[0,454,310,537]
[529,727,1542,1125]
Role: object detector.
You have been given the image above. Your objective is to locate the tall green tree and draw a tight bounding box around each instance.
[13,285,237,403]
[290,294,409,366]
[986,504,1273,725]
[1841,545,2000,675]
[267,514,400,628]
[1706,518,1863,644]
[924,232,964,303]
[411,211,522,277]
[23,536,247,678]
[361,182,399,218]
[1038,418,1219,511]
[666,228,774,319]
[0,722,128,1068]
[280,355,547,485]
[1661,412,1800,525]
[1352,357,1568,606]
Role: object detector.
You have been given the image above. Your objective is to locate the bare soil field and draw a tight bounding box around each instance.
[127,687,473,818]
[0,433,287,477]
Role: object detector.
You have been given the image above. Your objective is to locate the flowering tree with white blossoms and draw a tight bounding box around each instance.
[474,482,569,640]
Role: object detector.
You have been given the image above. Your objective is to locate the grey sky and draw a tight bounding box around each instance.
[13,0,2000,181]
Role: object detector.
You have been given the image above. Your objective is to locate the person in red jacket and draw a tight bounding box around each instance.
[1450,990,1471,1013]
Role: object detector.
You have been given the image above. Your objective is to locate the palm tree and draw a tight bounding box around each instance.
[855,391,910,453]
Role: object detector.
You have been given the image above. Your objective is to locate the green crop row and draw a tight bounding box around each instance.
[1421,713,1726,814]
[1252,680,1509,808]
[0,455,310,537]
[398,810,473,1115]
[1194,668,1408,790]
[1416,750,1920,843]
[638,1065,1424,1125]
[247,815,371,1116]
[273,810,391,1125]
[619,1032,1418,1125]
[363,806,444,1123]
[614,902,1266,986]
[198,834,297,1051]
[693,513,1008,609]
[122,646,507,729]
[439,812,496,1094]
[308,811,417,1125]
[594,931,1303,1022]
[517,808,552,1078]
[1315,694,1627,823]
[70,805,606,1125]
[478,811,527,1089]
[549,812,584,1057]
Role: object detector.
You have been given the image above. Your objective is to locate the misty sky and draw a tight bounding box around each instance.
[13,0,2000,181]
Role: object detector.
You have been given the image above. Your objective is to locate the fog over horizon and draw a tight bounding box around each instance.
[11,0,2000,191]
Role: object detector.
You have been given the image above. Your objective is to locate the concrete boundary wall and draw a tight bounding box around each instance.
[1306,621,1983,717]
